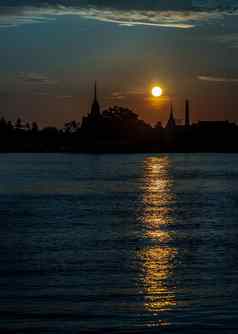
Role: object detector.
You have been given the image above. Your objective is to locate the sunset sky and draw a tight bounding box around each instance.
[1,0,238,127]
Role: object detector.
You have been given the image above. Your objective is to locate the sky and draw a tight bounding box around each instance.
[0,0,238,127]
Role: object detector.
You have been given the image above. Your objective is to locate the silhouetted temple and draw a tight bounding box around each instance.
[0,83,238,152]
[81,82,101,132]
[90,82,100,117]
[166,104,176,129]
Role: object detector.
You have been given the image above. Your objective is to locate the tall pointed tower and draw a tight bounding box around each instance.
[185,99,190,127]
[90,81,100,117]
[166,104,176,129]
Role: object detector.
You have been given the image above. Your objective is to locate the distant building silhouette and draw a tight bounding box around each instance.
[166,104,176,129]
[194,120,236,129]
[185,99,190,127]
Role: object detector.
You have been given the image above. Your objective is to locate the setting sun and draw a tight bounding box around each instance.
[152,86,162,97]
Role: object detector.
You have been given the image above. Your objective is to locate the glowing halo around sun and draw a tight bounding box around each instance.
[152,86,163,97]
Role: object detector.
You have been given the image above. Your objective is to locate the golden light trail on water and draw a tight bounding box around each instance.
[137,156,177,326]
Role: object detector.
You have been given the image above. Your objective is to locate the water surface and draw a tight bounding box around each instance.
[0,153,238,333]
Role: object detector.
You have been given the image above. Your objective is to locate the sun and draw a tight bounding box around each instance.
[152,86,162,97]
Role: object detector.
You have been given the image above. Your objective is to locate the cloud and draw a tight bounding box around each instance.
[198,75,238,82]
[110,92,126,100]
[1,1,238,11]
[56,95,73,99]
[126,89,145,96]
[108,89,146,100]
[17,72,57,85]
[215,33,238,48]
[0,1,238,29]
[0,6,55,27]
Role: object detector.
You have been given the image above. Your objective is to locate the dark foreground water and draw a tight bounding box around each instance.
[0,154,238,334]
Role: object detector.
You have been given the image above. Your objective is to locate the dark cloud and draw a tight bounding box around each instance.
[0,1,194,11]
[0,1,237,11]
[198,75,238,82]
[0,1,237,29]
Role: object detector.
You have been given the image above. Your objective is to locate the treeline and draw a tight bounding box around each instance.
[0,116,77,152]
[0,106,238,152]
[0,106,161,152]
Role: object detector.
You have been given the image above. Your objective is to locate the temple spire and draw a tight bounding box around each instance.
[94,81,97,101]
[166,103,176,129]
[90,81,100,117]
[170,103,173,117]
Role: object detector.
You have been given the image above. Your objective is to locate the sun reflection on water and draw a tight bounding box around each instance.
[138,156,177,318]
